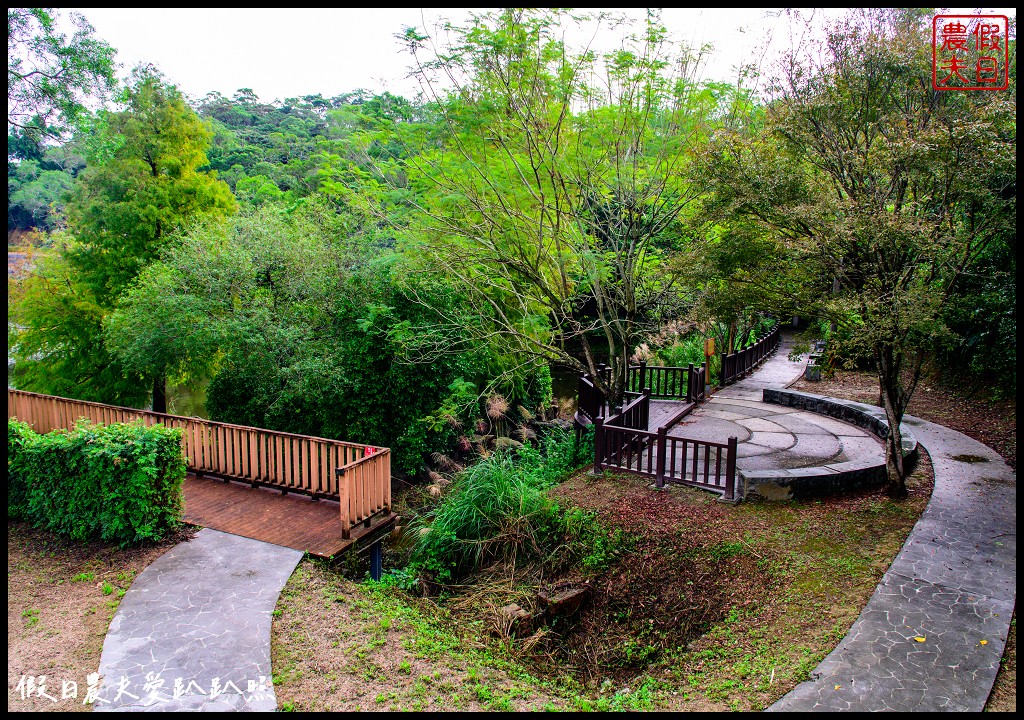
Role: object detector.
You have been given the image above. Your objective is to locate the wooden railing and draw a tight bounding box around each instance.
[577,360,708,428]
[627,361,707,402]
[607,388,650,432]
[576,373,606,423]
[7,389,390,539]
[721,325,781,385]
[595,410,738,501]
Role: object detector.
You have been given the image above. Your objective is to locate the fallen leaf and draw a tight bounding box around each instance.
[834,685,841,690]
[980,639,988,646]
[914,636,926,642]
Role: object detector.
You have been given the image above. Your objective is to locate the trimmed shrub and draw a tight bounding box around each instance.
[8,419,33,519]
[7,418,186,545]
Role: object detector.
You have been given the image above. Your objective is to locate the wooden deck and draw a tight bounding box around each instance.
[648,399,696,430]
[183,474,395,558]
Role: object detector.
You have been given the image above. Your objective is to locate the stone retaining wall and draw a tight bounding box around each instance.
[741,389,918,501]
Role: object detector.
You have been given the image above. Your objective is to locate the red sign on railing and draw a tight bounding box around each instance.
[364,446,377,457]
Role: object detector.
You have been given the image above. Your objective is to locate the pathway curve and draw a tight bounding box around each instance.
[94,528,303,711]
[713,332,1016,711]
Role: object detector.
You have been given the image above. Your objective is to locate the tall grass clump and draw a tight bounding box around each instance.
[656,332,706,369]
[409,427,602,584]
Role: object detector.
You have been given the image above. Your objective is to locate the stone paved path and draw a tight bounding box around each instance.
[94,529,303,711]
[720,333,1018,712]
[769,414,1016,711]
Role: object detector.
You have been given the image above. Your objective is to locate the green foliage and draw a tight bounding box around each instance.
[65,68,237,304]
[10,70,236,410]
[408,427,604,583]
[700,9,1015,491]
[7,419,34,519]
[398,9,725,407]
[7,418,186,545]
[10,248,151,407]
[656,333,706,369]
[7,8,117,139]
[109,201,552,476]
[938,239,1016,397]
[7,159,74,230]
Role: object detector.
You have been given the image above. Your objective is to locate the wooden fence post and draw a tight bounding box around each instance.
[725,436,738,502]
[655,426,667,488]
[638,360,646,395]
[593,418,604,473]
[336,467,351,539]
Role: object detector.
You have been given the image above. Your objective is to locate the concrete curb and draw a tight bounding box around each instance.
[740,389,918,500]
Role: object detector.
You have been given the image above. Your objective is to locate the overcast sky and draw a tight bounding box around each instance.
[68,8,1015,104]
[66,8,833,103]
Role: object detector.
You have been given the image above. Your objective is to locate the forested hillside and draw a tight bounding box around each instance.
[8,8,1016,484]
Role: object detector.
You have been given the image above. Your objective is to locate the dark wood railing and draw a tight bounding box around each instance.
[608,388,650,431]
[579,360,708,412]
[572,326,781,500]
[576,373,606,423]
[7,389,391,539]
[595,404,738,501]
[628,361,708,402]
[721,325,781,386]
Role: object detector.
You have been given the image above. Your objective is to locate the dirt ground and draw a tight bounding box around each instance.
[270,559,577,712]
[6,523,193,712]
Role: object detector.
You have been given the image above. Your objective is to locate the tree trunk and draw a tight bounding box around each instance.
[152,376,167,414]
[876,353,908,499]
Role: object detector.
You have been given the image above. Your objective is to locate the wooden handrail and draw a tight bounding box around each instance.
[8,388,391,533]
[721,324,780,385]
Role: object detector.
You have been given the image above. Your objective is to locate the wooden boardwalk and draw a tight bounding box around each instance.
[183,474,395,558]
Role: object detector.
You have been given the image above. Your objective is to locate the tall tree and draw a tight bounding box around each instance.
[7,8,117,139]
[395,9,715,406]
[701,9,1016,496]
[66,69,237,304]
[11,69,236,411]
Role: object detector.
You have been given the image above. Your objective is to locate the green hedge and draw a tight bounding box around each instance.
[7,418,186,545]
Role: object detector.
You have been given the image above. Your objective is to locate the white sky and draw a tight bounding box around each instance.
[68,8,1015,105]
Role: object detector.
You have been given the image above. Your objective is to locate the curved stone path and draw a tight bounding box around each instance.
[769,413,1016,711]
[94,529,302,711]
[712,332,1016,712]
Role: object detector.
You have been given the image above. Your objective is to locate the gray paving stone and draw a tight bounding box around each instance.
[837,434,886,459]
[789,432,843,460]
[670,416,751,443]
[745,431,796,451]
[94,529,303,712]
[736,417,789,433]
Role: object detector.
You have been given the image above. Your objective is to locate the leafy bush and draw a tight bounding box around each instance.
[409,427,609,583]
[7,418,185,545]
[7,419,33,518]
[655,332,706,369]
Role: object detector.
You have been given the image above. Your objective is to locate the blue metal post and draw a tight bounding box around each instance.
[369,540,383,581]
